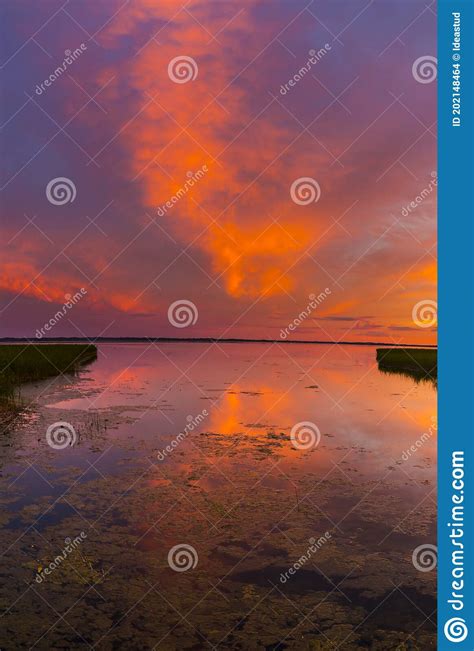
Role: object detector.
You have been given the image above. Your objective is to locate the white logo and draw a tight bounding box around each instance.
[46,177,76,205]
[412,300,437,328]
[412,56,437,84]
[412,544,437,572]
[290,421,321,450]
[168,300,198,328]
[444,617,468,643]
[46,421,77,449]
[168,56,198,83]
[167,544,198,572]
[290,177,321,205]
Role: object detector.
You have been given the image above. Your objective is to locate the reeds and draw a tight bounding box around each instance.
[0,344,97,398]
[376,347,437,383]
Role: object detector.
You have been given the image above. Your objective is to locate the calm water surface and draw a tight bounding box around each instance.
[0,343,437,649]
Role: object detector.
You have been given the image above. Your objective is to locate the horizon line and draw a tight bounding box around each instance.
[0,336,437,348]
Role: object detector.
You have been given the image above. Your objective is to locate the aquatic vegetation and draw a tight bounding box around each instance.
[0,344,98,435]
[376,348,437,383]
[0,344,97,397]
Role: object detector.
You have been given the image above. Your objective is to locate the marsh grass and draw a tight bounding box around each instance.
[0,344,97,399]
[376,347,437,383]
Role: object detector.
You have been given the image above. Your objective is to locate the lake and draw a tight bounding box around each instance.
[0,342,437,649]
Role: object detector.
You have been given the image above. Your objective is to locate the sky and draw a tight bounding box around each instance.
[0,0,437,343]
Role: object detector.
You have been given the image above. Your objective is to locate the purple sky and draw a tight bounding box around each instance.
[0,0,437,343]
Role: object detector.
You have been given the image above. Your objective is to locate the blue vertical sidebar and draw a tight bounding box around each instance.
[438,0,474,649]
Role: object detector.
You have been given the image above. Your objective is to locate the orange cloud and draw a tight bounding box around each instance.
[91,0,333,299]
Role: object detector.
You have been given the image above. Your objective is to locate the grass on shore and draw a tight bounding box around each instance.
[0,344,97,398]
[376,347,437,382]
